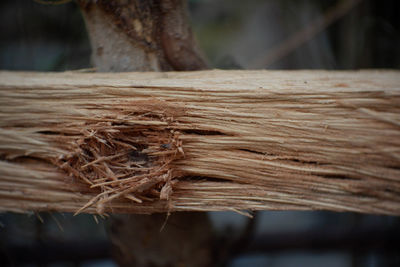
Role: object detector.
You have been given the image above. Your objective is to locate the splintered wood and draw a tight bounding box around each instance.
[0,70,399,215]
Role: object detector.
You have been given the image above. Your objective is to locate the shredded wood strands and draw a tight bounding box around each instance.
[61,102,184,214]
[57,113,183,215]
[0,70,400,215]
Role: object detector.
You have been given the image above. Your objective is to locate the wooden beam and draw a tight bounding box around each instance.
[0,70,399,215]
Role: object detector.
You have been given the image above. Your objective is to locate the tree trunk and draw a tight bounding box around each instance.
[78,0,207,72]
[77,1,211,266]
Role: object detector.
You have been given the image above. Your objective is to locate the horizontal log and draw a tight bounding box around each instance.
[0,70,399,215]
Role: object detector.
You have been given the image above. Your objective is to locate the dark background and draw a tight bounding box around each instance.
[0,0,400,266]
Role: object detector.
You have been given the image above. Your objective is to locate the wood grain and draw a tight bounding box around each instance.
[0,70,399,215]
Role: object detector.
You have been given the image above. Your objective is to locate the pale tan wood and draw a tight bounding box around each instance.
[0,70,399,215]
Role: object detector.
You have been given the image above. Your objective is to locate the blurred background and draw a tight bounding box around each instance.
[0,0,399,266]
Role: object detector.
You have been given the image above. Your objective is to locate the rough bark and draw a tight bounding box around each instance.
[78,0,207,72]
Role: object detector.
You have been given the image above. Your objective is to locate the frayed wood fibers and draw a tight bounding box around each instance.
[55,101,183,214]
[0,70,400,215]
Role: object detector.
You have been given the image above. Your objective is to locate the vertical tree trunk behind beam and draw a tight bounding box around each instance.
[78,0,207,72]
[78,1,211,266]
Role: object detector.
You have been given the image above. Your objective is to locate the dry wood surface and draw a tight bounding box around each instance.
[0,70,399,215]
